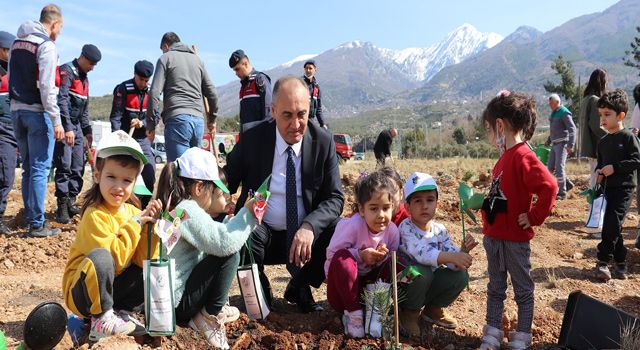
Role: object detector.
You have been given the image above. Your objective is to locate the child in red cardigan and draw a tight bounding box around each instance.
[478,91,558,350]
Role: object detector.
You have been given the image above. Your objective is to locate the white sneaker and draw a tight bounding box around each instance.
[114,310,145,335]
[89,309,136,342]
[342,309,365,338]
[479,324,504,350]
[221,302,240,322]
[507,331,532,349]
[189,309,229,349]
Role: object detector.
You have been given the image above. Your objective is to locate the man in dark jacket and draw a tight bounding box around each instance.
[302,60,326,129]
[148,32,218,161]
[225,76,343,313]
[0,31,16,234]
[53,44,100,224]
[110,60,158,206]
[229,50,272,134]
[374,128,397,166]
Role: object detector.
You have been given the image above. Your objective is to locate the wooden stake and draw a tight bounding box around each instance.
[391,251,400,348]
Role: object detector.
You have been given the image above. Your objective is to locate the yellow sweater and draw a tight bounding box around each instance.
[62,203,159,297]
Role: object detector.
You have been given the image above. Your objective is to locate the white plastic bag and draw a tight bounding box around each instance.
[586,193,606,231]
[143,257,176,335]
[364,281,391,338]
[237,263,270,320]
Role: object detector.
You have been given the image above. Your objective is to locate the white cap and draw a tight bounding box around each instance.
[404,172,438,200]
[95,130,147,165]
[176,147,229,194]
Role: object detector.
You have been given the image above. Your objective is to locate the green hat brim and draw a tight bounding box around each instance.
[214,179,230,194]
[97,146,148,165]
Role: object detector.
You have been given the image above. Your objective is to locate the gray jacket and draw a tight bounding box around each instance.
[579,95,606,158]
[147,42,218,130]
[548,105,576,147]
[9,20,61,127]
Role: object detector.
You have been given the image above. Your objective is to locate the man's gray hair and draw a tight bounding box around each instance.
[548,93,562,103]
[272,75,308,104]
[40,4,62,24]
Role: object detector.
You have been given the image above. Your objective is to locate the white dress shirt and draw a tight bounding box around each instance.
[263,129,306,231]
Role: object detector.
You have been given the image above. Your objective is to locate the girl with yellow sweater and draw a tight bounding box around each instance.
[62,130,162,341]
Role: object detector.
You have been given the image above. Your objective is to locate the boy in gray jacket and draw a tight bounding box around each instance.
[546,94,576,199]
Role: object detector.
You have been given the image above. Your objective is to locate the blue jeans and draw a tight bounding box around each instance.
[164,114,204,162]
[12,110,55,228]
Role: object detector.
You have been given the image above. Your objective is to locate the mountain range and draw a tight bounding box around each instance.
[216,24,503,117]
[216,0,639,119]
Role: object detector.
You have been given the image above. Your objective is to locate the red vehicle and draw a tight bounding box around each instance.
[333,133,354,163]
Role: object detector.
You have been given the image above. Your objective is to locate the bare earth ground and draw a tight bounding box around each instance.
[2,157,640,349]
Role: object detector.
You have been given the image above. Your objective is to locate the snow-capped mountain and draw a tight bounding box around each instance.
[386,24,503,81]
[215,24,503,117]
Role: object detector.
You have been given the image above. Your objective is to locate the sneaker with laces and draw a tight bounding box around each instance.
[421,306,458,329]
[189,309,229,349]
[595,262,611,281]
[114,310,145,336]
[89,309,136,341]
[612,263,629,280]
[342,309,365,338]
[221,302,240,322]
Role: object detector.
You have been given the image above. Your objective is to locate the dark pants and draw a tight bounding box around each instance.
[400,265,467,310]
[175,253,240,326]
[244,219,338,291]
[375,152,386,167]
[53,122,84,199]
[0,120,17,216]
[136,137,156,208]
[597,187,633,264]
[67,248,144,317]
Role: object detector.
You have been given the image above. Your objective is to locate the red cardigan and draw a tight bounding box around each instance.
[481,142,557,242]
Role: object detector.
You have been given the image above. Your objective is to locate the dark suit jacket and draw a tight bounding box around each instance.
[224,120,344,238]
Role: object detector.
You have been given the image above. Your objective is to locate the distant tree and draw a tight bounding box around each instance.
[623,26,640,74]
[543,55,581,116]
[466,113,473,122]
[401,126,426,158]
[218,114,240,132]
[453,128,467,145]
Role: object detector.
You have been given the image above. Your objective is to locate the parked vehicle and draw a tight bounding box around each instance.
[333,133,354,163]
[152,135,167,164]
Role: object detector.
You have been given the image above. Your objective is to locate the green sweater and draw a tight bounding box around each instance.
[579,95,606,158]
[168,200,256,305]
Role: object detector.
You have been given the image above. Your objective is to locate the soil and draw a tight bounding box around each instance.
[1,158,639,349]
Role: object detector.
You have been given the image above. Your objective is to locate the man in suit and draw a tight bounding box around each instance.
[225,76,344,313]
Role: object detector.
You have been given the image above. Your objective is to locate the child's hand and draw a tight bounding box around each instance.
[517,213,531,229]
[599,165,614,177]
[376,243,389,256]
[449,252,473,269]
[244,198,256,215]
[359,247,386,266]
[463,235,478,252]
[137,199,162,224]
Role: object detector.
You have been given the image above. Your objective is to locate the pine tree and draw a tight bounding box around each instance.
[623,26,640,74]
[543,55,581,116]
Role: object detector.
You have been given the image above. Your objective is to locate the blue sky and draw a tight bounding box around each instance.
[1,0,619,96]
